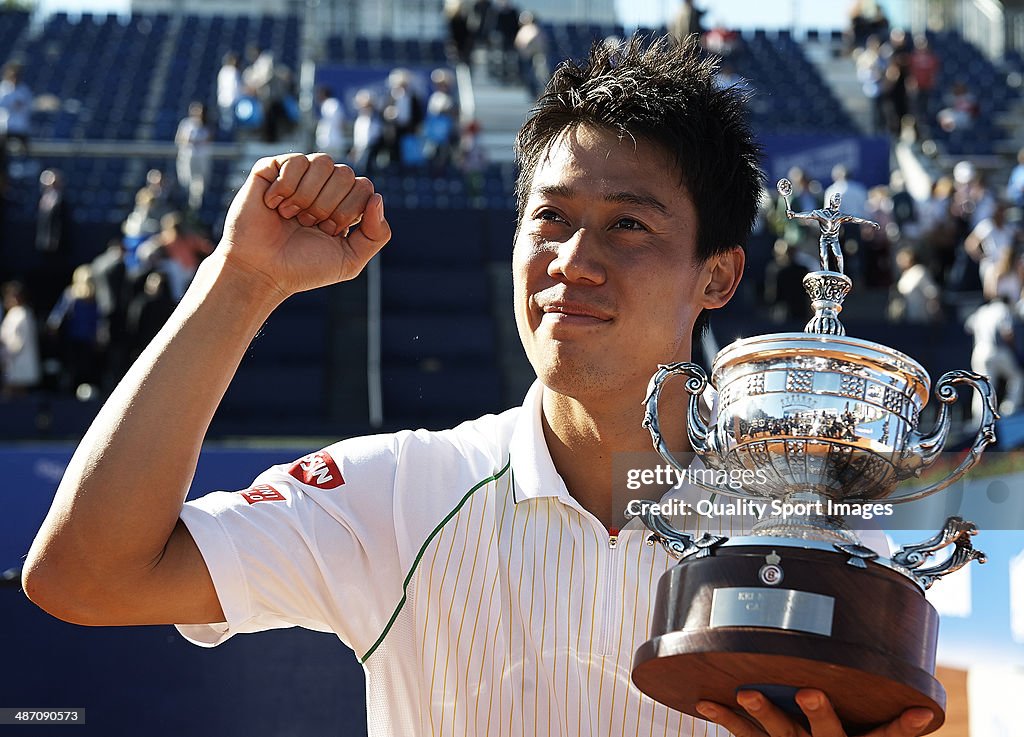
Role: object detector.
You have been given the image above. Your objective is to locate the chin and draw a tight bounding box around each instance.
[534,354,652,402]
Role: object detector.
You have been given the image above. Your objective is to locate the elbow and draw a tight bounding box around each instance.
[20,553,106,626]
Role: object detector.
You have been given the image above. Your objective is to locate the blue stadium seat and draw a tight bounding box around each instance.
[382,314,496,362]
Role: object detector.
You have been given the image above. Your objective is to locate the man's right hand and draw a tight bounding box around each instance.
[220,153,392,300]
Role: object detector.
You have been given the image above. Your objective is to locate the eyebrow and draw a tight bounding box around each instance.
[533,185,669,215]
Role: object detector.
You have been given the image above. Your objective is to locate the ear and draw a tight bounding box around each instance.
[699,246,745,310]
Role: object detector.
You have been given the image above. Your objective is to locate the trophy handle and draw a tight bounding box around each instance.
[643,361,717,468]
[890,371,998,504]
[892,516,987,590]
[641,362,751,499]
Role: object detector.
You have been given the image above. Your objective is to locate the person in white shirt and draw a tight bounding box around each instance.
[0,62,33,153]
[0,281,41,394]
[891,248,941,323]
[965,296,1024,418]
[216,52,241,134]
[823,165,869,220]
[350,88,383,174]
[24,35,934,737]
[314,86,347,161]
[965,200,1017,287]
[174,102,213,211]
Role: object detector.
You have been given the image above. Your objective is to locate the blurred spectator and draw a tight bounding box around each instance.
[122,171,175,262]
[90,238,129,387]
[824,165,868,217]
[467,0,494,54]
[350,89,384,174]
[882,29,910,137]
[0,140,7,252]
[909,34,939,137]
[965,296,1023,418]
[1007,148,1024,208]
[216,52,242,135]
[856,35,887,134]
[918,175,956,283]
[175,102,213,211]
[46,265,100,393]
[424,70,460,173]
[890,248,941,324]
[458,120,488,197]
[0,281,41,396]
[125,272,175,364]
[951,160,996,232]
[33,168,72,314]
[514,11,549,99]
[0,62,32,154]
[847,0,889,53]
[703,27,740,57]
[937,80,979,133]
[965,200,1016,288]
[489,0,521,82]
[137,213,214,302]
[445,0,473,65]
[669,0,705,44]
[888,170,919,241]
[315,86,347,161]
[860,185,893,287]
[763,240,811,323]
[383,69,426,168]
[243,50,294,143]
[983,246,1024,304]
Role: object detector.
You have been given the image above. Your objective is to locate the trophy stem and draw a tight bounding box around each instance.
[803,271,853,337]
[749,491,861,545]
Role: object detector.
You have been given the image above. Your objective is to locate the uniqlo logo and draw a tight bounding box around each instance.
[287,451,345,490]
[240,484,287,504]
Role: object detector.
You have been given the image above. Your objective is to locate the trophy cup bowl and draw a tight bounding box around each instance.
[630,181,997,734]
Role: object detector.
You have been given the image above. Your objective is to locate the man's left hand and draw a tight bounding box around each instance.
[695,689,934,737]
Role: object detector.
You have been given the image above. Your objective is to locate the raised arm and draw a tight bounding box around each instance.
[22,154,391,626]
[844,215,881,228]
[786,208,818,222]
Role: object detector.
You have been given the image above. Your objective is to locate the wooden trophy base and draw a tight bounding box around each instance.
[631,542,945,734]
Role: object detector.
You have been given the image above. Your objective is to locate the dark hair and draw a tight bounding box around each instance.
[514,34,763,337]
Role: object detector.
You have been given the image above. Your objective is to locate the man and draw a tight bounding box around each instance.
[24,37,931,737]
[174,102,213,211]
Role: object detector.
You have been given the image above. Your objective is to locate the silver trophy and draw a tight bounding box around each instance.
[630,177,997,734]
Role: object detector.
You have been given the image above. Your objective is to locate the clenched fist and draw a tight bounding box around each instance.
[219,153,392,299]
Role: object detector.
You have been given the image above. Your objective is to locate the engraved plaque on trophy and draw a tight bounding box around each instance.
[630,177,997,734]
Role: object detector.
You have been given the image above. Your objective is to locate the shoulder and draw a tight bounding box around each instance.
[391,406,520,489]
[270,407,520,505]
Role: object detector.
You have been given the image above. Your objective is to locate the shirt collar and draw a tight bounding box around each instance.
[508,378,719,506]
[508,380,571,504]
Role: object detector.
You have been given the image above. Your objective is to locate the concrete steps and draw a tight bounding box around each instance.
[802,39,870,135]
[465,63,534,164]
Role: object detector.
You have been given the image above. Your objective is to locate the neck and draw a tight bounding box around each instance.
[540,380,692,529]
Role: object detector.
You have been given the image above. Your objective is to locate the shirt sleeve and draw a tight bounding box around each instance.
[175,433,405,656]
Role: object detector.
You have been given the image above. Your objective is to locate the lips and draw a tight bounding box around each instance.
[539,300,614,322]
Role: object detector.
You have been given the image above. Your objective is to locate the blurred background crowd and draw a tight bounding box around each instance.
[2,0,1024,439]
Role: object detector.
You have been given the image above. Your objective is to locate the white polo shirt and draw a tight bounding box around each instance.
[177,381,755,736]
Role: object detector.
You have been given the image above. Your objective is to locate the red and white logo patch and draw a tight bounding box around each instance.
[287,450,345,490]
[240,484,287,504]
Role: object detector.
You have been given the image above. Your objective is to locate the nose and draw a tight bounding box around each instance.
[546,229,606,285]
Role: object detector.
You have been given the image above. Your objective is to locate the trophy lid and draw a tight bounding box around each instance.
[711,332,931,405]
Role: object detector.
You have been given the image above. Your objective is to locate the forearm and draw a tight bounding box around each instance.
[26,253,284,588]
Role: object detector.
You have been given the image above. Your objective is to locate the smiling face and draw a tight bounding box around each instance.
[513,125,741,402]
